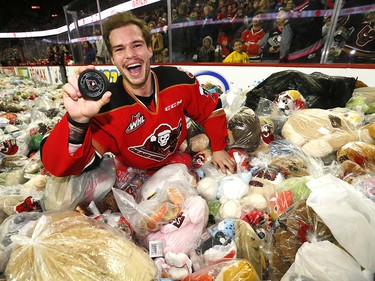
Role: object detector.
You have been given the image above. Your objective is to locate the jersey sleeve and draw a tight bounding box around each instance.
[40,114,97,177]
[183,78,228,152]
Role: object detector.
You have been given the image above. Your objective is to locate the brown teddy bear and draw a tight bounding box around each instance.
[282,108,358,159]
[270,200,336,280]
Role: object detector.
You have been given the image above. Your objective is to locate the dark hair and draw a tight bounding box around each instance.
[234,38,243,45]
[103,11,152,55]
[84,41,93,48]
[178,3,188,15]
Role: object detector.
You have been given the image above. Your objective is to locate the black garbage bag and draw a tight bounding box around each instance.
[245,70,357,111]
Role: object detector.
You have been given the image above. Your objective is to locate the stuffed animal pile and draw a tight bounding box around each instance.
[0,73,374,281]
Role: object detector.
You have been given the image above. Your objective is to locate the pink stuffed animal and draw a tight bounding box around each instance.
[144,195,209,255]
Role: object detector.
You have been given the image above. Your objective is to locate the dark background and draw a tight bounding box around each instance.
[0,0,73,31]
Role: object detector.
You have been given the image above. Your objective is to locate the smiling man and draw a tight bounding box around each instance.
[40,11,236,176]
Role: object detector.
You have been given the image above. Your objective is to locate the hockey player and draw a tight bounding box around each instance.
[40,11,236,177]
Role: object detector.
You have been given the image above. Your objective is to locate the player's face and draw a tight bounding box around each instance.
[110,24,153,89]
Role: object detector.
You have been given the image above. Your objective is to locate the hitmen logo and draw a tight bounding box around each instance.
[85,78,101,92]
[128,119,182,162]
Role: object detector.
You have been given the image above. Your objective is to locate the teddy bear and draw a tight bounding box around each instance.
[227,107,261,153]
[270,200,336,280]
[140,163,197,201]
[336,141,375,173]
[254,117,276,154]
[281,108,359,159]
[154,252,193,280]
[358,122,375,144]
[334,122,375,182]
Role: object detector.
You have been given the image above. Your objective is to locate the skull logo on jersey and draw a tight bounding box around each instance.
[128,120,182,162]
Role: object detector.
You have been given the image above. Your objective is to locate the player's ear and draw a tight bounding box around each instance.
[148,46,153,59]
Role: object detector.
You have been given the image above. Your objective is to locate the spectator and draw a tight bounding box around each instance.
[197,36,216,62]
[218,30,233,59]
[259,8,289,62]
[149,21,165,63]
[171,2,191,62]
[162,48,170,62]
[336,11,375,63]
[60,44,72,65]
[46,46,55,65]
[52,45,60,65]
[187,11,201,58]
[251,0,261,15]
[259,0,271,13]
[279,0,324,62]
[93,29,108,64]
[157,20,169,51]
[274,0,289,11]
[199,4,218,46]
[285,0,295,11]
[83,41,97,64]
[223,38,249,63]
[241,12,265,61]
[216,5,228,21]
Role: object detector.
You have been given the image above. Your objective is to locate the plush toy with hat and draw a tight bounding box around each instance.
[274,90,307,116]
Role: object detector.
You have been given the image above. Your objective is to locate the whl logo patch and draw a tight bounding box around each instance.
[125,112,145,133]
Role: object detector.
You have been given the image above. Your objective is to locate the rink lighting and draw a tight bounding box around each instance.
[31,6,40,9]
[350,50,356,55]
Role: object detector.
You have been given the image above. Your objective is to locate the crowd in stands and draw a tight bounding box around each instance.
[0,0,374,65]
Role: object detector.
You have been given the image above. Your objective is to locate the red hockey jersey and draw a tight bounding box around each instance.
[41,66,228,176]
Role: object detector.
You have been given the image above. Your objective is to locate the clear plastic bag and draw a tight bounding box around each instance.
[270,200,336,280]
[182,258,260,281]
[0,212,42,273]
[227,107,261,152]
[4,211,157,281]
[41,155,116,211]
[113,164,198,239]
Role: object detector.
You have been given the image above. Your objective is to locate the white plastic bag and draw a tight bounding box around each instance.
[306,174,375,271]
[140,163,196,201]
[281,241,370,281]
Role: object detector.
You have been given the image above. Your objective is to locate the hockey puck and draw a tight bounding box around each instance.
[78,69,109,100]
